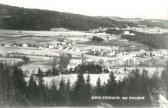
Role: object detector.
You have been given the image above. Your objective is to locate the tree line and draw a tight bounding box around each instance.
[42,62,109,77]
[0,62,164,107]
[161,61,168,100]
[122,31,168,49]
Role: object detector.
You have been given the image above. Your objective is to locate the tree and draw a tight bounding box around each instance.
[86,74,91,91]
[106,72,117,95]
[52,67,59,76]
[161,62,168,99]
[0,63,13,106]
[13,66,26,95]
[81,53,86,64]
[27,74,38,105]
[108,60,113,68]
[96,77,102,95]
[71,73,88,106]
[121,69,152,106]
[126,68,141,95]
[12,66,28,106]
[141,69,152,105]
[37,68,46,105]
[124,66,127,72]
[59,53,72,73]
[59,78,66,90]
[85,74,92,104]
[98,59,104,67]
[74,63,103,74]
[58,78,70,105]
[66,78,71,94]
[0,64,30,106]
[49,56,59,68]
[66,78,71,105]
[37,68,45,88]
[48,79,58,106]
[104,68,109,73]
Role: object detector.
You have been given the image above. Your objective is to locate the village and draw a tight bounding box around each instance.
[1,40,80,51]
[0,29,168,76]
[0,1,168,107]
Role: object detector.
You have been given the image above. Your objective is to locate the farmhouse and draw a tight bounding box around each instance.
[48,45,54,49]
[107,51,116,57]
[22,43,28,47]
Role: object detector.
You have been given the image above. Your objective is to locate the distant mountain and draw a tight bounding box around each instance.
[106,16,144,22]
[0,4,167,31]
[107,16,168,28]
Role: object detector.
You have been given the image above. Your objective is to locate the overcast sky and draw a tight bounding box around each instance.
[0,0,168,20]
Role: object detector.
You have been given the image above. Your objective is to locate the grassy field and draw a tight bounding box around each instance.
[0,57,23,65]
[0,29,95,43]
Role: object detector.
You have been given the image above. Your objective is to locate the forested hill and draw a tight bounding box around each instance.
[122,31,168,49]
[0,4,167,31]
[0,3,136,31]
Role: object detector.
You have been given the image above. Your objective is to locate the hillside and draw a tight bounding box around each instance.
[0,4,167,31]
[107,17,168,28]
[122,31,168,49]
[0,4,136,31]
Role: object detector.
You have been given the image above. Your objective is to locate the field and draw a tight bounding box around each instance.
[0,30,119,71]
[0,29,167,87]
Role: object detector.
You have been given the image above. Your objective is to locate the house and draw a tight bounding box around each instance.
[140,49,146,53]
[123,31,130,35]
[48,45,54,49]
[71,42,76,46]
[3,43,11,47]
[28,43,37,47]
[38,43,48,48]
[62,42,67,45]
[74,47,80,52]
[22,43,28,47]
[130,33,135,35]
[107,51,116,57]
[47,41,60,48]
[58,46,63,50]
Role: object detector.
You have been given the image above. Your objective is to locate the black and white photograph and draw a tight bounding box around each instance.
[0,0,168,107]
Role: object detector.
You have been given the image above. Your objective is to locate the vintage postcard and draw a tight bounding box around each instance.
[0,0,168,107]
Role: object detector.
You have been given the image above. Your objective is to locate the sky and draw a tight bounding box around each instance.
[0,0,168,20]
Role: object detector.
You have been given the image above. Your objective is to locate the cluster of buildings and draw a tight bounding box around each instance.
[85,45,168,68]
[1,43,31,47]
[88,27,109,33]
[123,30,135,35]
[89,26,168,35]
[1,41,80,52]
[137,49,168,58]
[123,26,168,34]
[86,46,130,57]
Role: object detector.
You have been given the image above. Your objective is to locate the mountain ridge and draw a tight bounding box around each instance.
[0,3,167,31]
